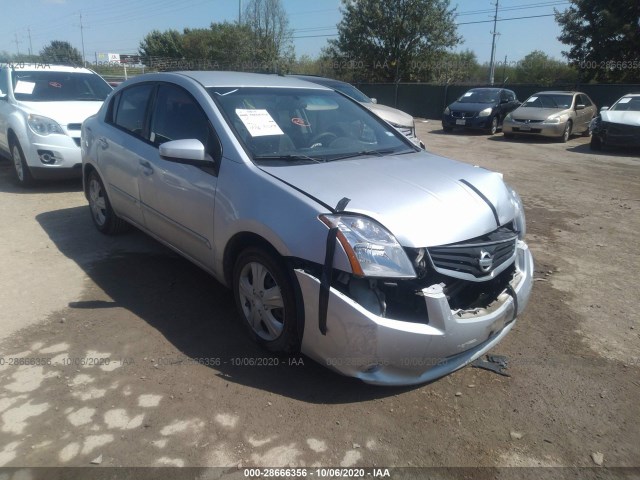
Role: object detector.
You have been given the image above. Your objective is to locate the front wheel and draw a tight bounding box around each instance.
[488,116,498,135]
[590,135,603,151]
[559,121,572,143]
[87,170,129,234]
[11,140,34,187]
[233,247,300,353]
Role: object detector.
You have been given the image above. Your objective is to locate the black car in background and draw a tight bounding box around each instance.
[442,88,520,135]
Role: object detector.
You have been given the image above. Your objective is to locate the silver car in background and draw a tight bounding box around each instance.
[290,74,425,148]
[81,72,533,386]
[503,91,596,142]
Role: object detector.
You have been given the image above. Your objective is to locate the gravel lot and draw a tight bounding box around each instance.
[0,122,638,474]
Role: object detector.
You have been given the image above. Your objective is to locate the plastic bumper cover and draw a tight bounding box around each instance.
[297,241,533,386]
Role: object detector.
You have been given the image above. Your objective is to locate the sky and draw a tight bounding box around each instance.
[0,0,572,66]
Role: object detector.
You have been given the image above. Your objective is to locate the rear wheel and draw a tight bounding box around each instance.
[87,170,129,234]
[233,247,300,354]
[10,139,34,187]
[590,135,603,151]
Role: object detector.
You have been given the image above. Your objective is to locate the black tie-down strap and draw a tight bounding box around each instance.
[319,197,351,335]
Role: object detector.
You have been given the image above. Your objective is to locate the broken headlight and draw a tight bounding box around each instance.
[320,214,416,279]
[506,184,526,240]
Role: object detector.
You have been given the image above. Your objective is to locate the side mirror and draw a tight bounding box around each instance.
[370,98,377,104]
[159,139,214,167]
[576,104,585,110]
[600,106,609,112]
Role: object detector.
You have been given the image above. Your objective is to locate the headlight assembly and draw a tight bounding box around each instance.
[27,114,65,136]
[320,214,416,278]
[444,107,450,115]
[543,116,562,124]
[478,107,493,117]
[506,184,526,240]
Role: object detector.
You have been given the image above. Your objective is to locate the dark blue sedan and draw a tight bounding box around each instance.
[442,88,520,135]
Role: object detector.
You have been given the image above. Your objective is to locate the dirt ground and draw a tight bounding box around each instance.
[0,122,638,476]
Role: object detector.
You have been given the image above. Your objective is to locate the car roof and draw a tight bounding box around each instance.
[618,93,640,97]
[533,91,580,95]
[3,63,94,74]
[288,74,349,88]
[172,71,330,90]
[468,87,503,92]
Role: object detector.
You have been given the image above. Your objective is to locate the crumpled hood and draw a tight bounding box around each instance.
[601,110,640,126]
[261,151,516,247]
[18,101,104,127]
[364,103,414,127]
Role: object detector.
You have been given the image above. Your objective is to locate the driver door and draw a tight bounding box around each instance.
[137,83,221,270]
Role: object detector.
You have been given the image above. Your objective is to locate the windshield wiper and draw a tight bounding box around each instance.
[328,148,407,162]
[253,154,323,164]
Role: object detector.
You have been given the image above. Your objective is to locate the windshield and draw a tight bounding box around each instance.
[522,94,573,109]
[209,87,415,165]
[11,70,112,102]
[457,90,499,104]
[610,96,640,112]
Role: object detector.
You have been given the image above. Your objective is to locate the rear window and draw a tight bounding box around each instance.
[11,70,112,102]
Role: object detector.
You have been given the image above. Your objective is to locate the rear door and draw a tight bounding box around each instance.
[137,83,220,270]
[98,83,154,226]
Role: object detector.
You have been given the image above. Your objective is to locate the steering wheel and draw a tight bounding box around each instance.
[309,132,337,148]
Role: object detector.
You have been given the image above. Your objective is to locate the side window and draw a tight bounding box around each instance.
[0,68,7,95]
[150,84,220,158]
[508,91,516,102]
[579,94,592,107]
[500,90,509,103]
[111,84,154,138]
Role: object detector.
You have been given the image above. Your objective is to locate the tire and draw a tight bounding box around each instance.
[488,116,498,135]
[87,170,129,234]
[233,247,300,354]
[10,139,35,187]
[590,135,603,151]
[442,125,453,132]
[559,121,572,143]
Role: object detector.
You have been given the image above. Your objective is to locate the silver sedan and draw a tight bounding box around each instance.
[503,91,597,142]
[81,72,533,386]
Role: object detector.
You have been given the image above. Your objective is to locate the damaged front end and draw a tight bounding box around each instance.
[297,220,534,386]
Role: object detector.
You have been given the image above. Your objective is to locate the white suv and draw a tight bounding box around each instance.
[0,63,112,186]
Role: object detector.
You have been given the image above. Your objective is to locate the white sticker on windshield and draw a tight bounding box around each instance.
[526,96,538,103]
[14,81,35,94]
[618,97,632,104]
[235,109,284,137]
[463,92,473,97]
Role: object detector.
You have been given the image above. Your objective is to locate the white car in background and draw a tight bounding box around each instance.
[291,75,425,148]
[0,63,112,186]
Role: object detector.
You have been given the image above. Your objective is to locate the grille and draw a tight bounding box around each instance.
[513,127,542,133]
[452,111,476,119]
[427,227,518,279]
[513,119,543,124]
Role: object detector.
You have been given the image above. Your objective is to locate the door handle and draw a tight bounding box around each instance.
[139,160,154,175]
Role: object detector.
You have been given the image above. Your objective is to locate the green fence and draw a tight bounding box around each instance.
[356,83,640,119]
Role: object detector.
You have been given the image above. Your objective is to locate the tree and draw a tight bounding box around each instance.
[139,29,185,66]
[40,41,82,64]
[555,0,640,82]
[326,0,460,82]
[243,0,294,70]
[513,50,578,85]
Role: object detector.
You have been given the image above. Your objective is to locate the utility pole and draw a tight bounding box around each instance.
[14,33,21,56]
[488,0,499,85]
[28,27,33,57]
[80,12,86,66]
